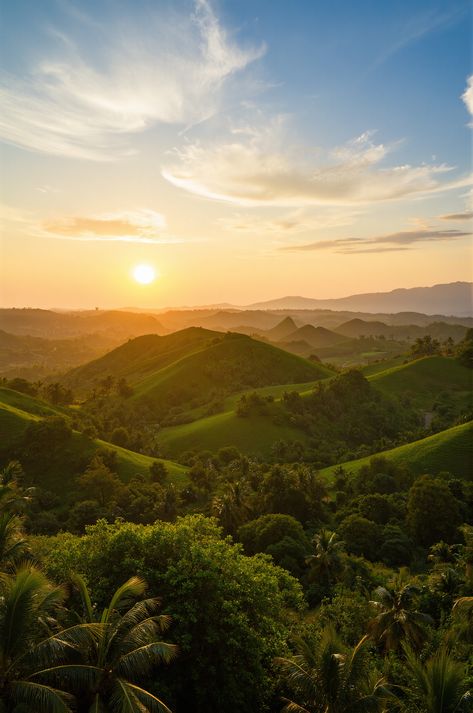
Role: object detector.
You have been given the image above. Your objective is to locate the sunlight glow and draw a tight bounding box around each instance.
[132,264,156,284]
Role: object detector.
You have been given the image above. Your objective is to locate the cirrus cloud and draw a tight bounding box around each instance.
[0,0,265,160]
[281,227,471,254]
[162,126,471,207]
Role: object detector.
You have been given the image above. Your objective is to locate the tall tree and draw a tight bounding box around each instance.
[66,575,176,713]
[276,627,392,713]
[368,580,433,652]
[306,529,344,586]
[402,646,472,713]
[0,565,90,713]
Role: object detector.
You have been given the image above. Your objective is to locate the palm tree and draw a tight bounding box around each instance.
[57,574,177,712]
[306,530,344,586]
[368,580,433,653]
[0,461,33,512]
[402,646,472,713]
[211,481,250,535]
[276,627,392,713]
[0,511,30,569]
[0,564,92,713]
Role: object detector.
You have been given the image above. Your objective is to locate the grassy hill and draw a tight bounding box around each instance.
[130,332,332,410]
[319,421,473,481]
[64,328,332,417]
[158,409,310,460]
[63,327,216,391]
[284,325,348,349]
[0,389,187,490]
[265,316,298,341]
[370,356,472,411]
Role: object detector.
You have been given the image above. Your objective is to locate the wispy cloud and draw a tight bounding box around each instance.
[374,4,468,66]
[0,204,178,244]
[0,0,264,160]
[439,210,473,221]
[163,124,471,207]
[462,75,473,123]
[40,209,174,243]
[281,228,471,254]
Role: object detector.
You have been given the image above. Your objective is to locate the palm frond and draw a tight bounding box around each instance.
[118,680,173,713]
[107,578,147,620]
[109,678,147,713]
[117,641,177,679]
[9,680,74,713]
[71,574,95,623]
[30,663,102,691]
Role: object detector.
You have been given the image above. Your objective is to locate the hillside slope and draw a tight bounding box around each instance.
[284,325,348,348]
[130,332,332,411]
[370,356,472,410]
[158,409,310,460]
[0,389,187,490]
[319,421,473,481]
[64,329,332,413]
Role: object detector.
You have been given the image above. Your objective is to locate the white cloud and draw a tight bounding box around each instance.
[40,209,175,243]
[162,124,471,207]
[0,1,264,160]
[0,205,179,244]
[462,75,473,121]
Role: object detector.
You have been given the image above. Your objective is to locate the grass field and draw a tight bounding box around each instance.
[159,409,310,459]
[361,355,407,376]
[319,420,473,482]
[369,356,472,410]
[0,387,68,418]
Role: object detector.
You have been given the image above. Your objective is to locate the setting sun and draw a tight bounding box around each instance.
[132,264,156,285]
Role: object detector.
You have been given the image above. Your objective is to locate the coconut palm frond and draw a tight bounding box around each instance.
[9,680,74,713]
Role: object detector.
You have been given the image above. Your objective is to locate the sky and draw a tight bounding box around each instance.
[0,0,471,309]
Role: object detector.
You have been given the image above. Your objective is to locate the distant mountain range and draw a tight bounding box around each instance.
[244,282,473,316]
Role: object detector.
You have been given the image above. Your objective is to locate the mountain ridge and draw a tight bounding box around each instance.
[244,281,473,315]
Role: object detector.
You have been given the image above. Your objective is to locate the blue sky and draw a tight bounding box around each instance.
[0,0,471,307]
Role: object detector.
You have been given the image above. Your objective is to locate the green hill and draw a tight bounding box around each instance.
[284,325,348,349]
[158,409,310,460]
[64,328,332,417]
[0,389,187,491]
[0,387,67,418]
[369,356,472,410]
[319,421,473,481]
[130,332,331,409]
[62,327,216,391]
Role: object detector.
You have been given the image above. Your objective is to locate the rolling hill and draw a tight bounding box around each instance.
[319,421,473,481]
[370,356,472,411]
[265,316,298,341]
[0,308,163,339]
[63,327,216,391]
[63,328,333,413]
[0,328,116,379]
[335,318,467,341]
[158,408,310,460]
[0,388,187,491]
[283,325,348,349]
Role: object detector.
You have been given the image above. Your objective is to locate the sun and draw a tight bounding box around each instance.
[132,264,156,285]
